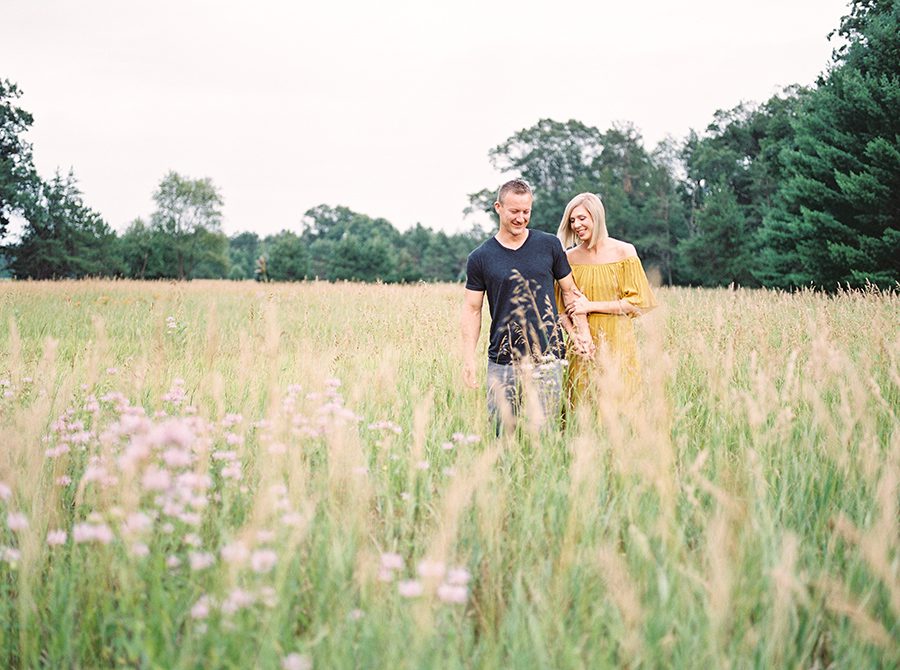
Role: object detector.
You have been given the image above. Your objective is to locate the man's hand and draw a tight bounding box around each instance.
[572,333,595,358]
[460,288,485,389]
[462,358,478,389]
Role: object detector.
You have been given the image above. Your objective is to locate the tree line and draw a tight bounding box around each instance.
[1,0,896,289]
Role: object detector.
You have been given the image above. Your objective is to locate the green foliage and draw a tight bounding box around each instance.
[228,232,260,280]
[0,79,39,240]
[468,119,603,233]
[8,171,121,279]
[756,0,900,288]
[120,218,170,279]
[679,89,808,286]
[189,229,230,279]
[265,230,310,281]
[679,179,755,285]
[150,171,227,280]
[594,124,686,284]
[470,120,687,283]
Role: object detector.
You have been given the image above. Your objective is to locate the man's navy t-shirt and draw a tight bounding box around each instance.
[465,229,572,365]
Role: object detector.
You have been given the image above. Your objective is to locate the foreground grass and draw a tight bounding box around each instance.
[0,279,896,669]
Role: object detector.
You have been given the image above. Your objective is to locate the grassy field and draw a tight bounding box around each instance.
[0,279,897,669]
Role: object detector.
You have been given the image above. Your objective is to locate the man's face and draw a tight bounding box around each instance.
[494,192,532,238]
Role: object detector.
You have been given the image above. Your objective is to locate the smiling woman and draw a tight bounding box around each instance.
[556,192,657,403]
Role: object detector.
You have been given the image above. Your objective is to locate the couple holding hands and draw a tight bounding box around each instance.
[460,178,656,432]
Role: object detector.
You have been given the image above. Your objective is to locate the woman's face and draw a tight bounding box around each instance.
[569,204,594,243]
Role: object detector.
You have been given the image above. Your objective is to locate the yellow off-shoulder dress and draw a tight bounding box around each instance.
[557,256,657,404]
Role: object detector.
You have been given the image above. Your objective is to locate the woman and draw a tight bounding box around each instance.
[555,193,657,404]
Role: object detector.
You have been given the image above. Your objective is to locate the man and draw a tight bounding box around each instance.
[461,178,592,432]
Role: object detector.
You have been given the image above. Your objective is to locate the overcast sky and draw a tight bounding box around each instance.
[3,0,849,236]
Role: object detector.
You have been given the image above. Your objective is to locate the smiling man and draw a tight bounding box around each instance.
[461,178,592,433]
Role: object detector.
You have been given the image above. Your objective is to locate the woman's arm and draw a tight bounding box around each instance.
[567,291,642,317]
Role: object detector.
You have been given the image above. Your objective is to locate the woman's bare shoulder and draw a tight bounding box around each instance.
[566,246,587,263]
[607,237,638,260]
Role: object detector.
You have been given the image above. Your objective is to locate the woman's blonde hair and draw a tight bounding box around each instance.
[556,192,608,250]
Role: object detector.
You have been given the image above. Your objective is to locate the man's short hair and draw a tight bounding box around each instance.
[496,178,533,204]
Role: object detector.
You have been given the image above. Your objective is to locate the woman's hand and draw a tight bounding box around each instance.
[618,299,642,316]
[566,294,592,317]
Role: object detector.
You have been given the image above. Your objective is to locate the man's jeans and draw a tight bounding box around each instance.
[486,358,565,433]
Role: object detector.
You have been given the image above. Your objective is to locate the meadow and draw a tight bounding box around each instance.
[0,279,896,669]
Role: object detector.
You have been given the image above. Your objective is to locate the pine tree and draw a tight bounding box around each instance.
[757,0,899,288]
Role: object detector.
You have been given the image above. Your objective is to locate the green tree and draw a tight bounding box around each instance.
[9,170,121,278]
[469,119,685,284]
[150,171,225,279]
[468,119,603,232]
[301,204,399,282]
[265,230,309,281]
[120,217,171,279]
[594,123,685,283]
[679,89,808,286]
[328,234,396,282]
[0,80,39,240]
[679,179,755,285]
[189,229,230,278]
[228,232,260,279]
[757,0,899,288]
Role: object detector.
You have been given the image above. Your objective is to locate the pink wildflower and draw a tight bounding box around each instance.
[446,567,472,585]
[46,530,67,546]
[397,580,423,598]
[130,543,150,557]
[417,560,446,579]
[142,466,171,491]
[250,549,278,574]
[380,552,404,571]
[7,512,28,532]
[2,547,21,564]
[281,653,312,670]
[191,596,211,620]
[437,583,468,604]
[189,552,216,571]
[221,541,249,565]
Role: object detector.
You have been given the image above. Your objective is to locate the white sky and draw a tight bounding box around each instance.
[3,0,849,236]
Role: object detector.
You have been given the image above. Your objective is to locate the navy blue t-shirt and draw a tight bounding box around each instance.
[465,229,572,365]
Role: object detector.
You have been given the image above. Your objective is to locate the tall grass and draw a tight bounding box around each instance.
[0,279,896,668]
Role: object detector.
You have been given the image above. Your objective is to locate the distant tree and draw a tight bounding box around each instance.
[328,234,396,282]
[189,229,230,278]
[302,204,399,282]
[467,119,684,283]
[395,223,433,282]
[265,230,309,281]
[150,171,224,279]
[467,119,603,232]
[679,89,808,286]
[0,79,39,240]
[228,231,260,279]
[9,170,121,278]
[120,217,169,279]
[757,0,899,288]
[593,123,686,283]
[679,179,755,285]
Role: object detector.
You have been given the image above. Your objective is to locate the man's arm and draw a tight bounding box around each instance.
[460,288,485,388]
[557,273,594,357]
